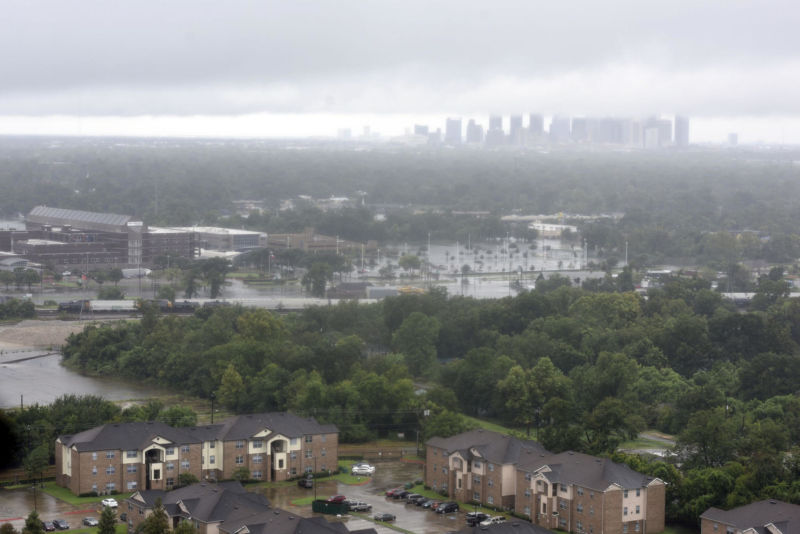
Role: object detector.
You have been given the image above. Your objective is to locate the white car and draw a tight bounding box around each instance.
[101,498,118,508]
[480,516,507,527]
[351,463,376,475]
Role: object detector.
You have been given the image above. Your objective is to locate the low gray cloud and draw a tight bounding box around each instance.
[1,0,797,117]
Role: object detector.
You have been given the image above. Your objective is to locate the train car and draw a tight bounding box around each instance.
[88,300,138,312]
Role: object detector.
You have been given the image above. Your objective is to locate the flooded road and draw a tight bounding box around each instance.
[0,352,172,409]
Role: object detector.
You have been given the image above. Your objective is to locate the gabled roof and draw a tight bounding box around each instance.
[519,450,658,491]
[701,500,800,534]
[58,422,199,452]
[221,510,374,534]
[426,429,549,466]
[453,520,553,534]
[214,412,338,441]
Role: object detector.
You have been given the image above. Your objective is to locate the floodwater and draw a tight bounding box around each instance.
[0,351,172,409]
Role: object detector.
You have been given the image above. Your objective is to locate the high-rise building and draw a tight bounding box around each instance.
[414,124,429,136]
[445,118,462,144]
[529,114,544,136]
[675,116,690,148]
[489,115,503,132]
[509,115,523,145]
[466,120,484,143]
[571,118,588,142]
[549,116,571,143]
[486,115,505,146]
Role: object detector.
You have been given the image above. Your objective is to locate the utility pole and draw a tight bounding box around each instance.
[210,393,215,424]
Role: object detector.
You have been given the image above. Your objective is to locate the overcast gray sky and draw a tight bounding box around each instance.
[1,0,798,141]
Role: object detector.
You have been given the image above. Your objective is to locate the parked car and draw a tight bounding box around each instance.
[83,517,99,526]
[373,513,395,522]
[436,502,459,514]
[385,487,403,497]
[348,501,372,512]
[466,512,491,526]
[351,463,376,476]
[297,476,313,488]
[424,500,442,510]
[392,490,409,499]
[101,497,118,508]
[41,522,55,532]
[480,516,507,527]
[430,501,444,511]
[327,495,347,503]
[53,519,69,530]
[405,493,423,504]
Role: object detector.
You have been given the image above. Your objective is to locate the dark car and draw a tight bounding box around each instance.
[297,476,313,488]
[374,513,395,522]
[392,490,409,499]
[42,522,55,532]
[466,512,491,526]
[405,493,423,504]
[424,500,442,510]
[437,502,459,514]
[327,495,347,503]
[53,519,69,530]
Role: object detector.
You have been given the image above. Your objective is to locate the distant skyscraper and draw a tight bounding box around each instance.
[529,114,544,136]
[486,115,505,146]
[675,116,690,148]
[571,118,588,142]
[466,120,484,143]
[644,127,660,149]
[509,115,523,144]
[643,116,672,146]
[414,124,429,136]
[489,115,503,132]
[444,118,462,144]
[549,116,571,143]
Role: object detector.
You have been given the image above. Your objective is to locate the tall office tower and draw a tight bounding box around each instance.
[489,115,503,132]
[465,120,484,143]
[549,116,571,143]
[675,116,690,148]
[414,124,429,136]
[509,115,523,144]
[571,118,588,142]
[529,114,544,136]
[643,116,673,147]
[486,115,505,146]
[428,128,442,144]
[444,118,462,145]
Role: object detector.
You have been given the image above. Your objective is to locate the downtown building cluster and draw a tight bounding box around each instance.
[416,114,690,149]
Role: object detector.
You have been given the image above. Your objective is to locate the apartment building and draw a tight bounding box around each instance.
[56,413,338,496]
[700,500,800,534]
[515,451,665,534]
[425,429,549,509]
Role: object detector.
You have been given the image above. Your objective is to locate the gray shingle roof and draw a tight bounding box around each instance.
[58,422,199,452]
[426,429,549,465]
[217,412,338,441]
[221,510,372,534]
[453,520,553,534]
[519,450,656,491]
[701,500,800,534]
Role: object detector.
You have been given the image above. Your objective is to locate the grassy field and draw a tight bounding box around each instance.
[61,525,128,534]
[41,481,132,506]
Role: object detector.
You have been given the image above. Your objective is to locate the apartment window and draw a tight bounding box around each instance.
[726,528,734,534]
[305,466,312,474]
[636,489,641,497]
[181,446,190,453]
[210,455,215,465]
[577,488,584,496]
[106,451,115,459]
[713,524,718,532]
[561,485,568,493]
[321,464,326,471]
[127,465,137,473]
[524,506,531,516]
[252,440,263,449]
[442,467,448,474]
[473,492,480,501]
[590,491,594,499]
[92,452,98,461]
[474,460,482,468]
[488,463,494,472]
[560,519,567,527]
[166,478,174,487]
[291,438,299,446]
[92,484,98,493]
[291,451,297,460]
[537,480,542,486]
[126,450,137,458]
[252,470,262,479]
[624,507,628,516]
[279,459,284,468]
[321,435,326,443]
[442,483,448,490]
[577,521,583,531]
[590,506,594,516]
[166,447,175,455]
[473,475,481,484]
[166,462,174,471]
[105,483,116,491]
[252,455,262,464]
[577,504,583,513]
[235,455,244,465]
[488,496,494,505]
[525,473,532,481]
[488,479,493,487]
[181,460,190,469]
[321,449,326,457]
[235,440,244,449]
[106,466,116,475]
[560,501,567,510]
[624,526,629,534]
[305,435,313,443]
[635,524,640,532]
[92,466,97,475]
[305,450,312,458]
[209,442,215,449]
[542,503,547,514]
[291,467,297,476]
[524,489,531,497]
[624,490,629,498]
[636,505,640,514]
[127,481,137,490]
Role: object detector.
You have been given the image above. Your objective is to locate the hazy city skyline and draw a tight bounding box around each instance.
[1,1,798,143]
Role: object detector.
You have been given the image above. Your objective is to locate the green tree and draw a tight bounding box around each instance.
[22,269,41,291]
[157,406,197,427]
[173,521,198,534]
[0,271,14,290]
[302,262,332,297]
[23,444,49,481]
[392,312,440,377]
[107,268,124,286]
[178,473,199,487]
[232,466,250,482]
[97,285,125,300]
[421,409,472,440]
[217,364,246,410]
[98,505,117,534]
[22,510,43,534]
[1,523,18,534]
[141,499,170,534]
[398,254,421,273]
[200,258,229,298]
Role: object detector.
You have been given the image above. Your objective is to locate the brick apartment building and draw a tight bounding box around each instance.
[56,413,338,496]
[425,430,665,534]
[700,500,800,534]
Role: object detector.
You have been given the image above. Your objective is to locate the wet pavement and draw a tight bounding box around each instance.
[0,485,99,531]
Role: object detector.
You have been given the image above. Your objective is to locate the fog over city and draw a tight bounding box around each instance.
[1,0,798,142]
